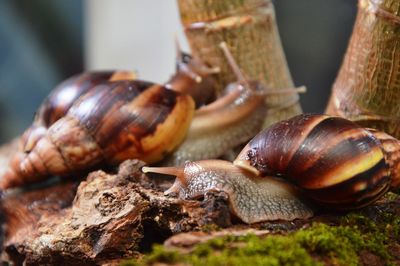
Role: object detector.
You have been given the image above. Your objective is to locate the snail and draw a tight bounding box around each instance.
[143,114,400,224]
[0,43,302,190]
[161,42,305,166]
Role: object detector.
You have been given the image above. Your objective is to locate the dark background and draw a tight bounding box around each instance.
[0,0,357,144]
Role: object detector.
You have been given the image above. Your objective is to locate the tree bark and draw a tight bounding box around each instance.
[326,0,400,138]
[177,0,302,128]
[0,158,233,265]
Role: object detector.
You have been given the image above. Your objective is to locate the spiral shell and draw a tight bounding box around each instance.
[235,114,399,209]
[21,71,136,154]
[37,71,136,127]
[1,80,194,189]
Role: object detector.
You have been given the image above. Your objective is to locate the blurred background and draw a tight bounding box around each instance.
[0,0,357,144]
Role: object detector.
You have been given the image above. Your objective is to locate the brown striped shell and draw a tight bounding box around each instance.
[21,71,137,155]
[234,114,400,209]
[37,71,137,127]
[1,80,194,189]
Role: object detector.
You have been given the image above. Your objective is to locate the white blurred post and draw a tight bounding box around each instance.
[85,0,189,83]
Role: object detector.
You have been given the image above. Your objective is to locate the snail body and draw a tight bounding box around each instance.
[143,114,400,223]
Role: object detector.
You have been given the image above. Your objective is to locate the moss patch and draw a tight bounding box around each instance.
[123,206,400,266]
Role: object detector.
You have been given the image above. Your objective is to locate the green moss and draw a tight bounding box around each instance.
[189,234,318,266]
[124,211,399,266]
[200,223,222,233]
[391,215,400,239]
[383,191,399,201]
[120,245,181,266]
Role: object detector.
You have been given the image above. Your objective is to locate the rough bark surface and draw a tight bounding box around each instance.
[177,0,302,129]
[326,0,400,138]
[0,139,232,265]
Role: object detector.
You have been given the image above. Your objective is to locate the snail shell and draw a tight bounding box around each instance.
[235,114,400,209]
[1,80,194,189]
[21,71,137,154]
[37,71,137,127]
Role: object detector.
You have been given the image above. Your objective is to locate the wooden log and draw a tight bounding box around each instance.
[177,0,302,128]
[326,0,400,138]
[1,181,79,264]
[0,159,232,265]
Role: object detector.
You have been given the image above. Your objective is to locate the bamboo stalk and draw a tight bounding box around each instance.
[177,0,302,128]
[326,0,400,138]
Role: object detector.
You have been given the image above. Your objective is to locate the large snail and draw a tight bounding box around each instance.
[143,114,400,224]
[0,43,301,190]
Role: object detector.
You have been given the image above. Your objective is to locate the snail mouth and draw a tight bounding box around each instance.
[233,159,261,177]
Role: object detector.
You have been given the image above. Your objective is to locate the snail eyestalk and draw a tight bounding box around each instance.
[219,42,251,90]
[174,35,184,63]
[263,86,307,95]
[141,165,186,185]
[142,164,189,196]
[233,157,262,177]
[141,165,183,176]
[220,41,306,98]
